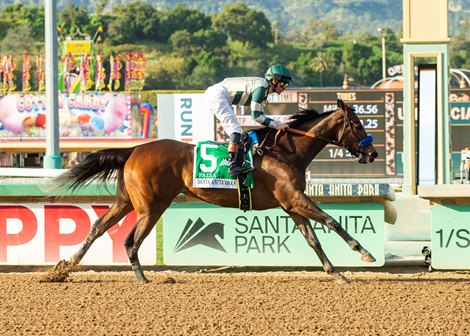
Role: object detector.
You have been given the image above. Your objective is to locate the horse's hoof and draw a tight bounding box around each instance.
[333,272,350,285]
[55,259,69,268]
[136,277,151,284]
[40,259,74,283]
[361,253,376,263]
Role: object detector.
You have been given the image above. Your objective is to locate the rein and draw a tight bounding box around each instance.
[286,127,316,139]
[285,109,368,154]
[256,109,371,155]
[287,127,344,147]
[258,127,339,154]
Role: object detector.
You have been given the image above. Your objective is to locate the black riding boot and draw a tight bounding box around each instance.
[228,133,252,176]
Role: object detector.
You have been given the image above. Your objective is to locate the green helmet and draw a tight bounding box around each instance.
[265,64,294,83]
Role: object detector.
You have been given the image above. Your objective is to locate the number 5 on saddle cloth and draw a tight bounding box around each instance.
[193,132,257,211]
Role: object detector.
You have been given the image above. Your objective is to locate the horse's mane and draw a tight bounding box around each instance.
[255,108,336,139]
[287,108,335,128]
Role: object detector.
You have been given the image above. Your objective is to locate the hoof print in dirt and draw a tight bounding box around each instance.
[162,277,177,284]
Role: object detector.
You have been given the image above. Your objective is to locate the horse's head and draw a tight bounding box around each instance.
[334,99,378,163]
[275,102,378,164]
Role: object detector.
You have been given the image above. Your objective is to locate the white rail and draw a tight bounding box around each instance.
[0,168,65,177]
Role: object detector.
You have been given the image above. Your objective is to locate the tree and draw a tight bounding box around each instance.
[94,0,107,16]
[0,4,44,39]
[286,19,340,48]
[106,14,137,45]
[186,50,225,88]
[144,56,186,90]
[170,29,226,56]
[224,40,266,77]
[160,4,211,42]
[193,29,227,52]
[58,4,91,37]
[106,2,160,45]
[450,36,470,69]
[169,30,193,56]
[1,24,38,54]
[213,3,272,49]
[310,52,333,87]
[341,41,376,85]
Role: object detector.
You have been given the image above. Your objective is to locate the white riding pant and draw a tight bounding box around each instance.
[204,82,243,136]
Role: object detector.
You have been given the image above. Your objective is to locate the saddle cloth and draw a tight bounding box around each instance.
[193,141,254,189]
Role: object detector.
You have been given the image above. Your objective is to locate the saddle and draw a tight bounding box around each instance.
[192,132,258,212]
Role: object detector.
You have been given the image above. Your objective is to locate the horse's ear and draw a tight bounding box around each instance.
[337,99,346,111]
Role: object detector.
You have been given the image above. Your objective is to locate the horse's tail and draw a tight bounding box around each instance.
[51,147,135,193]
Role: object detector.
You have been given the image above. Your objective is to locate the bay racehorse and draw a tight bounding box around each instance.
[48,99,378,284]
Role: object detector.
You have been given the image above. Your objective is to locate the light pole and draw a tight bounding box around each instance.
[377,27,386,81]
[44,0,61,169]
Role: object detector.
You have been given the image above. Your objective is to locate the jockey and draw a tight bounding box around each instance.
[204,64,294,176]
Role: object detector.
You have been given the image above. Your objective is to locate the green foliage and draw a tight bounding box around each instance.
[2,1,469,90]
[0,4,44,39]
[450,36,470,69]
[169,30,192,55]
[267,42,305,67]
[289,52,318,87]
[1,24,40,54]
[212,3,273,49]
[160,4,211,43]
[0,19,11,40]
[224,41,266,77]
[106,2,160,45]
[186,51,225,88]
[169,29,226,56]
[310,52,334,87]
[58,4,91,36]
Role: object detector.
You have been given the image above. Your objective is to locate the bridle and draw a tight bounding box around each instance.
[259,108,373,156]
[325,108,374,156]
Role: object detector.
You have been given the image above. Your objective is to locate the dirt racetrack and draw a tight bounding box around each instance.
[1,268,470,335]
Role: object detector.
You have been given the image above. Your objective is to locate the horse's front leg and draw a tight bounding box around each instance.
[285,210,349,284]
[283,191,376,263]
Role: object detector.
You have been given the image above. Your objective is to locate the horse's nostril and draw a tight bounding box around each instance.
[371,151,378,158]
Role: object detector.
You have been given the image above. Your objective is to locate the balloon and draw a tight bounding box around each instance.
[77,113,91,124]
[139,102,154,115]
[35,114,46,128]
[91,116,105,130]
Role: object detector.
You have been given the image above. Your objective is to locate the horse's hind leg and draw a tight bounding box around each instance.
[47,201,133,282]
[69,201,134,266]
[124,201,170,284]
[286,211,349,284]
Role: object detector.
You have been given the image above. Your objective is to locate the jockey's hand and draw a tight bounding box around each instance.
[274,123,289,131]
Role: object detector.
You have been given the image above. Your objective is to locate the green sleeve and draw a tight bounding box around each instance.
[250,86,275,127]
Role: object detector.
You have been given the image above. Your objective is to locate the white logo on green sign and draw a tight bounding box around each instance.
[163,204,384,267]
